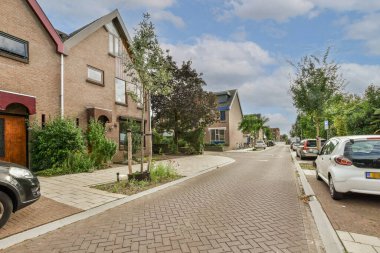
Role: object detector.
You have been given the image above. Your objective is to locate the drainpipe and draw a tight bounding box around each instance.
[60,54,64,118]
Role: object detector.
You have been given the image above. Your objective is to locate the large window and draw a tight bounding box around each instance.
[0,32,28,62]
[210,129,225,144]
[115,78,126,104]
[87,66,104,85]
[106,23,121,56]
[119,119,143,151]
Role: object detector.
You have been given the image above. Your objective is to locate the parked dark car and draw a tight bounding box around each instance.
[0,162,40,228]
[267,140,276,146]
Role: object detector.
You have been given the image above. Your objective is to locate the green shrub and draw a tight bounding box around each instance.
[31,118,86,171]
[62,151,94,173]
[87,120,117,168]
[150,162,179,183]
[183,128,205,154]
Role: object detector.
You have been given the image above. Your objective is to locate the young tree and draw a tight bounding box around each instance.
[238,114,269,146]
[124,13,171,172]
[151,56,219,151]
[289,48,344,149]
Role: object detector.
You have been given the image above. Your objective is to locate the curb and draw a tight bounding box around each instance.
[0,158,235,250]
[290,151,345,253]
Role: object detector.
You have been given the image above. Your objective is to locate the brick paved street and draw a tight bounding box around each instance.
[2,145,322,253]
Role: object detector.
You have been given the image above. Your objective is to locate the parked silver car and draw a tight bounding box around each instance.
[255,140,267,149]
[315,135,380,200]
[296,139,326,159]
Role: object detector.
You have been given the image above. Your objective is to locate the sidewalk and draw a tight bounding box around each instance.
[291,150,380,253]
[40,154,235,210]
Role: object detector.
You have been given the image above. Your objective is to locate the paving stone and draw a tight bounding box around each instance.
[343,241,377,253]
[350,233,380,247]
[3,147,319,252]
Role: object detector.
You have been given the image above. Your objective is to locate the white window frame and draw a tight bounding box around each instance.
[87,65,104,85]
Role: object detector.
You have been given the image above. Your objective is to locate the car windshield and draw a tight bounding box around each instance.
[307,140,316,147]
[257,141,264,144]
[344,140,380,168]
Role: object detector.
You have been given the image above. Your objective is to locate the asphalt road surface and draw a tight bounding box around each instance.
[3,144,323,253]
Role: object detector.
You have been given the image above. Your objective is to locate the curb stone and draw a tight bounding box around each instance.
[290,150,345,253]
[0,158,235,250]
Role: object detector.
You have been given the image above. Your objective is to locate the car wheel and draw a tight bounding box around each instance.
[329,177,343,200]
[0,192,13,228]
[300,154,304,160]
[315,168,322,181]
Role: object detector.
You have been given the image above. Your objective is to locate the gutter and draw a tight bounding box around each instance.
[60,54,64,118]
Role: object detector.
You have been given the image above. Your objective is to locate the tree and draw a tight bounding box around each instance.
[289,48,344,149]
[124,13,171,172]
[151,56,219,151]
[238,114,269,145]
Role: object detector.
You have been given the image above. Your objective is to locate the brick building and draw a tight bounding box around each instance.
[205,89,245,150]
[0,0,150,166]
[270,128,281,141]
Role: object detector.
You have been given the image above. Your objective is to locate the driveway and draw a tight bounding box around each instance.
[3,144,323,253]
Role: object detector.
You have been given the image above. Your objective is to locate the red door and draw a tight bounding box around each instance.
[0,115,27,166]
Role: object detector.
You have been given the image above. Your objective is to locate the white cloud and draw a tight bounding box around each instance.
[345,13,380,55]
[340,63,380,94]
[151,11,185,28]
[162,35,275,91]
[37,0,182,33]
[225,0,314,22]
[219,0,380,22]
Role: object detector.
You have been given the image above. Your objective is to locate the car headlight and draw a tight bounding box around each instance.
[9,167,34,179]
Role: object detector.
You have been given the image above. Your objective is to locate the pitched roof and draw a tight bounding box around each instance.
[26,0,64,53]
[214,89,238,111]
[62,9,132,55]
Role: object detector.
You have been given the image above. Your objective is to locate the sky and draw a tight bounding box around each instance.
[38,0,380,135]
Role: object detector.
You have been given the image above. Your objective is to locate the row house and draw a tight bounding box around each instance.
[0,0,150,167]
[205,89,245,150]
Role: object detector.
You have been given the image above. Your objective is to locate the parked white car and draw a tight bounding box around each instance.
[315,135,380,200]
[255,140,267,149]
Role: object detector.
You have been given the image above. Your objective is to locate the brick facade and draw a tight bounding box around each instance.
[0,0,151,165]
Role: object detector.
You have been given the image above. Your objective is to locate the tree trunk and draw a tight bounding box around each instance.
[127,130,132,174]
[140,87,145,173]
[147,93,152,172]
[315,117,321,151]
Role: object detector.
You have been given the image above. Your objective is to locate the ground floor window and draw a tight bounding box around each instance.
[210,129,225,144]
[119,119,145,152]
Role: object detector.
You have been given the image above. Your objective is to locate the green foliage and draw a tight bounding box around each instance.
[87,120,117,168]
[183,128,205,154]
[152,56,219,149]
[289,48,344,137]
[150,162,179,183]
[31,118,86,171]
[120,119,141,154]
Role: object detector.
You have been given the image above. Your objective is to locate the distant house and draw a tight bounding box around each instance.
[270,128,281,141]
[205,89,245,150]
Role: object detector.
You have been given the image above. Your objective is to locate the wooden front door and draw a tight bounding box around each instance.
[0,115,27,166]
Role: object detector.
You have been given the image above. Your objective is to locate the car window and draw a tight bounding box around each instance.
[307,140,316,147]
[344,140,380,168]
[320,141,330,155]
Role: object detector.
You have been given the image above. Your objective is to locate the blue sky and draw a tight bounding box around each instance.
[38,0,380,135]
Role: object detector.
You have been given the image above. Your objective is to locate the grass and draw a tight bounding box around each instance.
[299,163,316,170]
[92,162,183,195]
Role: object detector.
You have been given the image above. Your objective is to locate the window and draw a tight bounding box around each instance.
[87,66,104,85]
[0,118,4,157]
[220,111,226,121]
[0,32,29,62]
[108,32,120,56]
[41,114,46,128]
[126,82,143,108]
[119,119,143,151]
[210,129,225,144]
[115,78,126,104]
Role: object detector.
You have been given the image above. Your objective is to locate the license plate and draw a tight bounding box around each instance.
[366,172,380,179]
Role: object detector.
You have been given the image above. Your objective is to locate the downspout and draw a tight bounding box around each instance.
[60,54,64,118]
